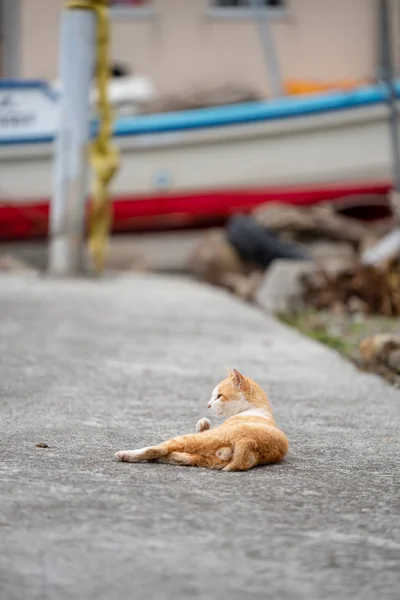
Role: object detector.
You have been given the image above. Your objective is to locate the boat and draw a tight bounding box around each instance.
[0,79,397,241]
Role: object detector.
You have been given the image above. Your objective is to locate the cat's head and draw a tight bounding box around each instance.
[207,369,270,418]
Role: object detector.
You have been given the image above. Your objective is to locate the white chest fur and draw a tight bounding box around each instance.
[236,408,273,420]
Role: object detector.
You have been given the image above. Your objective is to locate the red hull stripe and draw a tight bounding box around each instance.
[0,181,391,241]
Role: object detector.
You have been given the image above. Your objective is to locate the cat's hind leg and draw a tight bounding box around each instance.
[114,435,202,462]
[115,432,230,467]
[222,440,258,472]
[115,445,168,463]
[158,451,227,470]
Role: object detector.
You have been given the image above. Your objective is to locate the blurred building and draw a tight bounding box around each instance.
[0,0,399,95]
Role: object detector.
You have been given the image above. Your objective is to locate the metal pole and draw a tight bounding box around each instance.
[48,7,96,276]
[361,0,400,265]
[250,0,283,98]
[379,0,400,200]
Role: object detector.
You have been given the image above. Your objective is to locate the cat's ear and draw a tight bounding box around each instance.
[232,369,249,391]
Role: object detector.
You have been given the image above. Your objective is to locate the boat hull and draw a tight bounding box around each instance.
[0,86,397,240]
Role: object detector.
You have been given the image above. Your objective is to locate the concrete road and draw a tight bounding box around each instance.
[0,228,213,273]
[0,274,399,600]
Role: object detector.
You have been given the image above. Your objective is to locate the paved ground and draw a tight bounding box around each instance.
[0,229,210,273]
[0,273,399,600]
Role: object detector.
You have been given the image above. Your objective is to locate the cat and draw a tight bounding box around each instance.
[115,369,289,472]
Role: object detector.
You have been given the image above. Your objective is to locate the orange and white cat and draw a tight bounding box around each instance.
[115,369,289,472]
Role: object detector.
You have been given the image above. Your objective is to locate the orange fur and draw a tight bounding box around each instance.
[115,369,289,472]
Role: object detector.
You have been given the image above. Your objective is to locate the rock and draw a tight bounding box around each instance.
[308,241,355,275]
[313,199,392,245]
[253,203,311,232]
[387,348,400,373]
[221,271,263,302]
[359,333,400,375]
[358,235,381,257]
[188,231,248,286]
[347,296,369,315]
[188,230,264,299]
[256,259,315,313]
[308,241,355,263]
[359,334,400,364]
[252,200,392,248]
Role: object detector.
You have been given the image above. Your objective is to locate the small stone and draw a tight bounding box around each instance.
[359,334,400,364]
[35,442,48,448]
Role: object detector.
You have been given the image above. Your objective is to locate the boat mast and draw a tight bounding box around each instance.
[249,0,283,98]
[361,0,400,265]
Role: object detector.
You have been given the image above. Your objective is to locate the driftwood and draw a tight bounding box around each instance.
[301,258,400,316]
[253,197,394,248]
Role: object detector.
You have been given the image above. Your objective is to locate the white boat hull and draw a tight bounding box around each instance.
[0,81,396,238]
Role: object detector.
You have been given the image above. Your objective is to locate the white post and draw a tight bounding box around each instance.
[48,7,96,276]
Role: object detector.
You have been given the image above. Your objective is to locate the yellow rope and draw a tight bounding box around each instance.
[67,0,120,273]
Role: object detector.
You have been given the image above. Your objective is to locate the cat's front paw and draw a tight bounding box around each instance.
[196,418,211,433]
